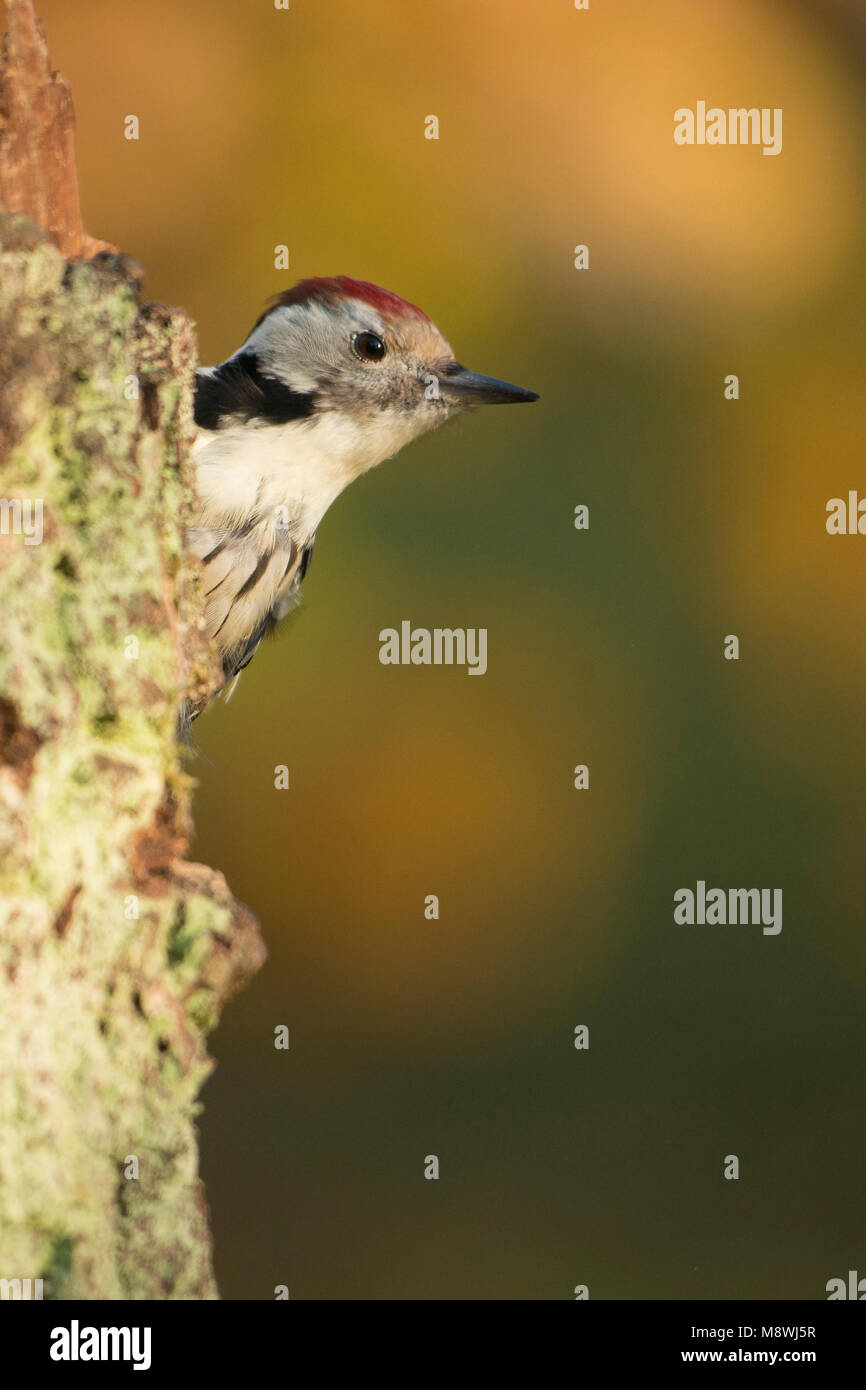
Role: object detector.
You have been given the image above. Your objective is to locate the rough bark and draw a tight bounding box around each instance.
[0,1,265,1299]
[0,0,112,259]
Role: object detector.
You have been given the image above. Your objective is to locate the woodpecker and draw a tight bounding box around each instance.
[186,276,538,721]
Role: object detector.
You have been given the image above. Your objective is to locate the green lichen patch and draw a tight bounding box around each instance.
[0,216,263,1299]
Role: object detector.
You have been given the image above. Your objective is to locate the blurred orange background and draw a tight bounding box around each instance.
[35,0,866,1297]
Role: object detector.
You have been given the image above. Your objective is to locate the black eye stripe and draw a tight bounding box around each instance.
[352,331,387,362]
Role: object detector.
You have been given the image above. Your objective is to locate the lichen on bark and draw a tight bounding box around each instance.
[0,212,265,1299]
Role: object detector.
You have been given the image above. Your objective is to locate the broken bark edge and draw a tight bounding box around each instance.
[0,0,117,260]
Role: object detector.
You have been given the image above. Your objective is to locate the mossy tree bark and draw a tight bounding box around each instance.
[0,1,264,1299]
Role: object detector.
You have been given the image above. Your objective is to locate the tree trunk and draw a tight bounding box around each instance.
[0,0,264,1299]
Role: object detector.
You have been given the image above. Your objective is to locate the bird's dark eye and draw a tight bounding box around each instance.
[352,331,386,362]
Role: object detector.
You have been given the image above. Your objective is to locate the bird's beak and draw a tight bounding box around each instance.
[438,364,539,405]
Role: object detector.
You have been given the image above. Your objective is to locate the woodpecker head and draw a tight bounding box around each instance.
[187,278,538,720]
[193,277,539,562]
[224,276,538,474]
